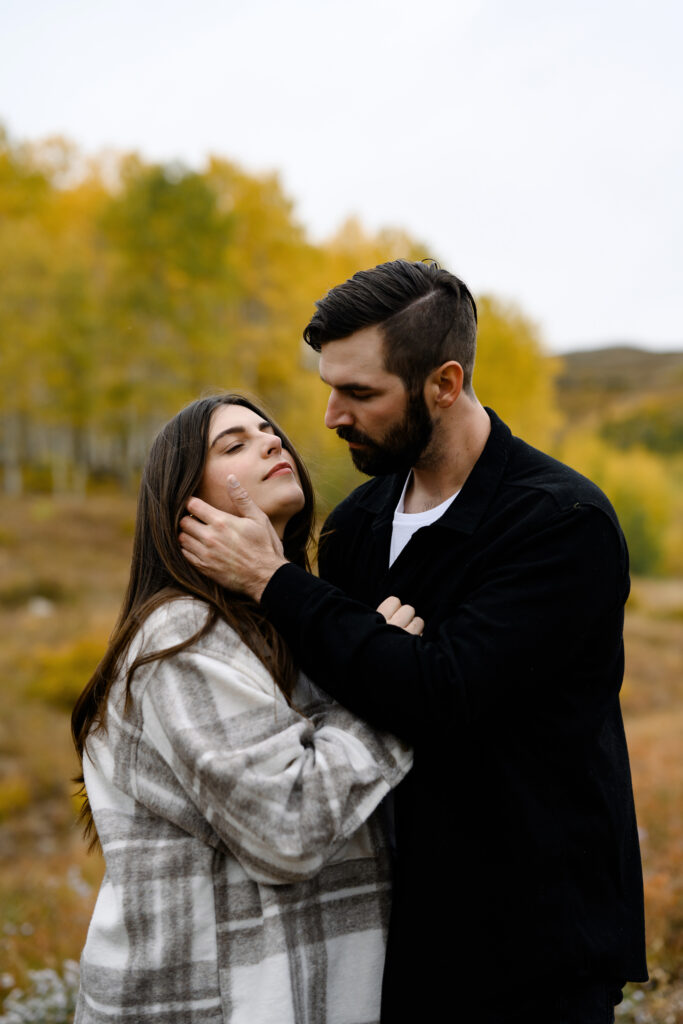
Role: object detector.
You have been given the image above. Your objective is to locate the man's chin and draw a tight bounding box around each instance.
[349,448,379,475]
[349,450,371,474]
[350,449,411,477]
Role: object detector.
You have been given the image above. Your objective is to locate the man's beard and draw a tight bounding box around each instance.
[336,391,434,477]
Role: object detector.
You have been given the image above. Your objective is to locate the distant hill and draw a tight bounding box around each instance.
[554,346,683,451]
[557,345,683,396]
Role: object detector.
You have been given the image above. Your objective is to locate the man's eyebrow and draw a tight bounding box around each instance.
[209,421,273,448]
[318,377,376,393]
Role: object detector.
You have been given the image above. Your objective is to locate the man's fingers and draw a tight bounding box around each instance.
[179,515,210,541]
[184,480,266,525]
[184,495,228,524]
[388,604,416,629]
[179,543,203,567]
[377,596,402,621]
[178,529,210,559]
[177,481,286,597]
[377,595,424,635]
[224,476,267,520]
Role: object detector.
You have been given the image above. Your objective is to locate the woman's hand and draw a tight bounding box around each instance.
[376,596,424,636]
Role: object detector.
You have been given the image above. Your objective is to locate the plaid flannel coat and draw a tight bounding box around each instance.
[75,598,412,1024]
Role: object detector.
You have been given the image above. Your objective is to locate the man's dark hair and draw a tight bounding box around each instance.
[303,259,478,394]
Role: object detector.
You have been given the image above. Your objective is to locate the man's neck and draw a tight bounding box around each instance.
[403,401,491,515]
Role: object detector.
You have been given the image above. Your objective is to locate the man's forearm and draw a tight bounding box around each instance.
[261,508,627,744]
[261,564,424,739]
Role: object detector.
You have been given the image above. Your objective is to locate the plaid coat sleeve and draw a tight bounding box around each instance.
[130,598,412,884]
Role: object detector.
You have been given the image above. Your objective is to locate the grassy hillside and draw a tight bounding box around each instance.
[556,346,683,423]
[550,347,683,579]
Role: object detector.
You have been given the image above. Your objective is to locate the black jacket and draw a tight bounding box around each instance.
[262,410,647,1020]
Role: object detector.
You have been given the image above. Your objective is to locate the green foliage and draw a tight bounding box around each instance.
[601,397,683,455]
[0,127,51,217]
[102,162,233,281]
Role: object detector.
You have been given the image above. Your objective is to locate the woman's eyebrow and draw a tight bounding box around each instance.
[209,421,273,448]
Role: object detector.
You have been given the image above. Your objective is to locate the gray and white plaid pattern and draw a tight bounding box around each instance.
[76,598,412,1023]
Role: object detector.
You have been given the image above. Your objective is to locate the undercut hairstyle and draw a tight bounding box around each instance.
[71,393,315,848]
[304,259,478,395]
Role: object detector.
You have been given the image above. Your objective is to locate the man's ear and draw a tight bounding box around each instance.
[425,361,464,408]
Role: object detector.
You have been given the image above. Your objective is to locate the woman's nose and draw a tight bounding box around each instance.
[264,432,282,456]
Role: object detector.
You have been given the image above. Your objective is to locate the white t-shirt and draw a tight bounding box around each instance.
[389,475,460,567]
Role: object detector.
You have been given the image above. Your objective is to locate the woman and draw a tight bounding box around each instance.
[71,393,414,1024]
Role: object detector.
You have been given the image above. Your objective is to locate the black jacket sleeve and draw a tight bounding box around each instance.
[261,504,628,744]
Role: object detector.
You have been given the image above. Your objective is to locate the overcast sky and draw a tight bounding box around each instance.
[2,0,681,352]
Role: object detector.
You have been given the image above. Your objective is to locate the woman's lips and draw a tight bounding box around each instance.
[265,462,293,479]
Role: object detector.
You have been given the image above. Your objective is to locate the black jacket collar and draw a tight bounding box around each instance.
[355,408,511,536]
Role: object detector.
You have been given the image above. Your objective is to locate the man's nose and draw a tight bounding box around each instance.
[324,391,353,430]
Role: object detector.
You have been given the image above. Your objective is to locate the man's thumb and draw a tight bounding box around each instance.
[226,475,259,518]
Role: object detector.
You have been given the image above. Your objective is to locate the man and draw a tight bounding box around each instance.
[180,260,647,1023]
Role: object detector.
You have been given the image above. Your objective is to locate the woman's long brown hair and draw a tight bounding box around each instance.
[71,393,315,848]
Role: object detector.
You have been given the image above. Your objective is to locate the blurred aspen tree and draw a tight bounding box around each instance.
[474,295,561,449]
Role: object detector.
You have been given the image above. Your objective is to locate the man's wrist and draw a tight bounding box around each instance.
[248,557,289,603]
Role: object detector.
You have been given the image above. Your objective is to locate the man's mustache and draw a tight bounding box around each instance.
[336,426,377,447]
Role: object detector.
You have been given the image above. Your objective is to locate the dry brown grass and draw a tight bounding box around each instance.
[617,581,683,1020]
[0,495,681,1019]
[0,496,128,990]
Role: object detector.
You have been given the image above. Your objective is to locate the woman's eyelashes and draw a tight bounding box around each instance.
[217,429,279,456]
